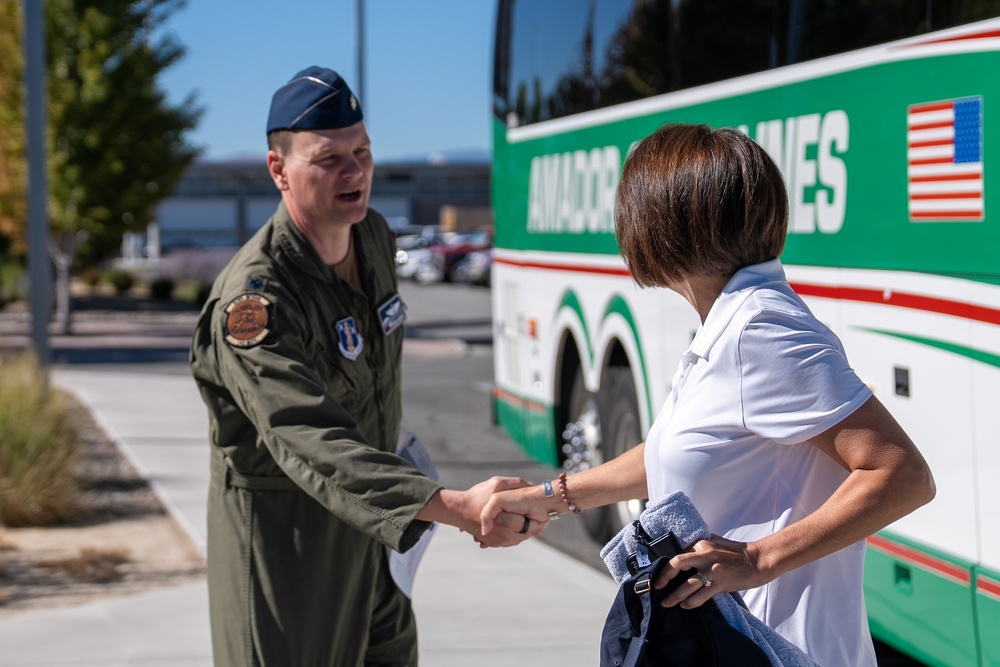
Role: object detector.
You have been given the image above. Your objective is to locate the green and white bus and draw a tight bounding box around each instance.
[490,2,1000,665]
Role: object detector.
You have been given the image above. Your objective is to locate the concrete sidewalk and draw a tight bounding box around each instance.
[0,367,617,666]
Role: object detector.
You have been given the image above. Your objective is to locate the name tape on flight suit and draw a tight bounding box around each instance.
[377,294,406,335]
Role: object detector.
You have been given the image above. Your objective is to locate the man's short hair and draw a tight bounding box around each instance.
[615,123,788,288]
[267,130,293,156]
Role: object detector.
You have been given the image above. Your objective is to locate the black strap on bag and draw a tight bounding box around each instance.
[600,523,774,667]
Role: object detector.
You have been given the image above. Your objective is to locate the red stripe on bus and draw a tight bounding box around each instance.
[909,192,982,200]
[909,120,953,131]
[867,535,970,585]
[909,138,953,148]
[494,259,1000,326]
[978,574,1000,600]
[787,283,1000,326]
[910,173,981,183]
[903,28,1000,47]
[908,101,954,113]
[492,386,548,414]
[909,210,983,219]
[909,157,955,166]
[494,256,631,276]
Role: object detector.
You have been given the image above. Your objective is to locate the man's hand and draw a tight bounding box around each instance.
[479,485,553,537]
[420,476,547,547]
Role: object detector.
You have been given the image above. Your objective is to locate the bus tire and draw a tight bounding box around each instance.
[598,366,646,540]
[561,370,611,542]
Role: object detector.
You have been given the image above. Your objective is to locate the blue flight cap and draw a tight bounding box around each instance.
[266,66,363,134]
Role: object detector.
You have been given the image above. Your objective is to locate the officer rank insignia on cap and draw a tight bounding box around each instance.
[224,294,271,348]
[266,66,364,134]
[335,316,364,361]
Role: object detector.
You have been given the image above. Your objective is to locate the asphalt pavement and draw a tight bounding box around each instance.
[0,285,618,666]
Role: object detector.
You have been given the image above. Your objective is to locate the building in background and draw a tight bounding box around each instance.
[145,157,490,255]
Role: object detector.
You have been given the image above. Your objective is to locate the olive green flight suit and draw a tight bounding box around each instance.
[190,202,443,667]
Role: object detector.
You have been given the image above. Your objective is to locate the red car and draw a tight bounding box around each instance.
[430,231,492,282]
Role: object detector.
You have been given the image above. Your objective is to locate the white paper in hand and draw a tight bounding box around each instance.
[388,433,438,598]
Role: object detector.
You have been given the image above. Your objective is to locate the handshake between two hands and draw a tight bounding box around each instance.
[459,475,554,549]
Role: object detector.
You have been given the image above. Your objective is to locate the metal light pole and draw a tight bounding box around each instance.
[356,0,365,107]
[23,0,51,367]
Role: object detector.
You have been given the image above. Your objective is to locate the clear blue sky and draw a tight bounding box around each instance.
[157,0,497,163]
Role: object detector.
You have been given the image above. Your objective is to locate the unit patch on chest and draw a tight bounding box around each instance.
[224,294,271,348]
[335,316,364,361]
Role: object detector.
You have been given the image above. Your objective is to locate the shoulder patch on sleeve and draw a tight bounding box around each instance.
[224,294,271,348]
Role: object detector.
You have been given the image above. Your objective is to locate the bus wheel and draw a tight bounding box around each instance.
[560,371,610,542]
[599,367,646,539]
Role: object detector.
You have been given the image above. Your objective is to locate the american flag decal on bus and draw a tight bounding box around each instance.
[907,96,984,221]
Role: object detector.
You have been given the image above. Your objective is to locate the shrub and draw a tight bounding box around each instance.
[149,277,175,300]
[79,266,102,288]
[0,353,80,526]
[0,260,26,305]
[175,280,213,306]
[108,270,135,294]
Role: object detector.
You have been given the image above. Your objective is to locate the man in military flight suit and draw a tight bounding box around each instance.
[190,66,542,667]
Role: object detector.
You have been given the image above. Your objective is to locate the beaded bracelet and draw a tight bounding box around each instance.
[557,472,582,515]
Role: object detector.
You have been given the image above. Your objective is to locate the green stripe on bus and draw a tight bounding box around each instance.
[558,289,594,366]
[976,563,1000,667]
[865,531,978,667]
[493,390,558,468]
[858,328,1000,368]
[602,295,654,424]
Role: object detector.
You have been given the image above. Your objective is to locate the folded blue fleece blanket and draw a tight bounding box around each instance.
[600,491,819,667]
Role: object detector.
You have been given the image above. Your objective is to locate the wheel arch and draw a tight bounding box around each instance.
[552,288,596,462]
[597,295,654,435]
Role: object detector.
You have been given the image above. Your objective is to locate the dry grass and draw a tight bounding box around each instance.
[0,352,80,526]
[40,546,131,583]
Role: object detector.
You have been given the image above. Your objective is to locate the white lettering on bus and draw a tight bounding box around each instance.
[740,109,850,234]
[527,146,621,234]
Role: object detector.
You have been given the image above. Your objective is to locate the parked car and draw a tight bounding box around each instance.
[430,231,492,282]
[451,248,492,287]
[392,224,447,245]
[395,235,436,282]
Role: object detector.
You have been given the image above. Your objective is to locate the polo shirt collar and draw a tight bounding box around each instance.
[687,259,786,361]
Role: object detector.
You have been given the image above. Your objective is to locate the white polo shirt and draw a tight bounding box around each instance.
[644,259,875,667]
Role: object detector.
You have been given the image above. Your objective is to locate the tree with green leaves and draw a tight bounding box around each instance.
[1,0,201,325]
[44,0,202,265]
[0,1,26,257]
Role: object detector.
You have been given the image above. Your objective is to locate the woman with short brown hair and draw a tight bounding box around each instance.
[615,123,788,286]
[482,123,935,666]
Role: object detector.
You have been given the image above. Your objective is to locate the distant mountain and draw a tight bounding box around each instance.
[196,152,265,165]
[384,147,491,165]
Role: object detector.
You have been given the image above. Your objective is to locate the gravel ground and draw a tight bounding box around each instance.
[0,390,205,617]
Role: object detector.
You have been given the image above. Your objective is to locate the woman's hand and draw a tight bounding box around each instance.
[462,477,548,547]
[480,485,553,536]
[653,534,767,609]
[420,476,547,547]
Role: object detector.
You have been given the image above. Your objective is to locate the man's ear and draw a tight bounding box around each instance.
[267,150,288,190]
